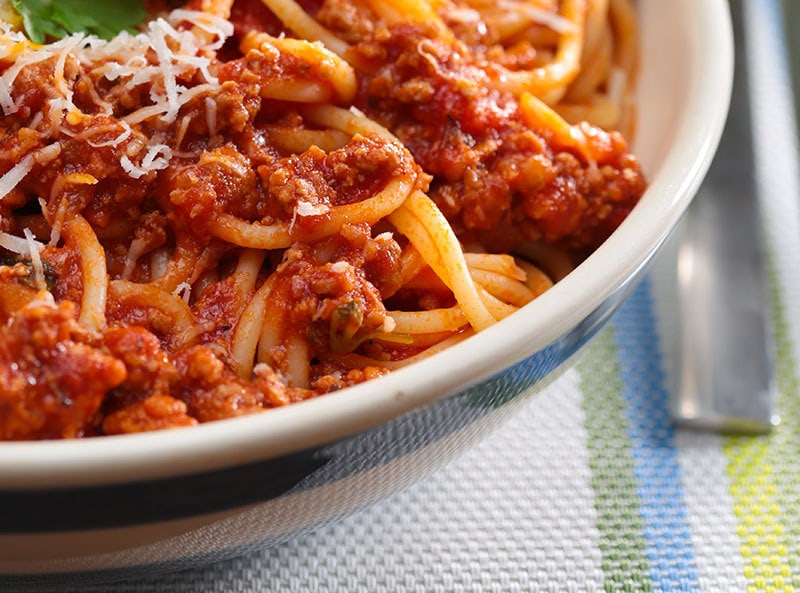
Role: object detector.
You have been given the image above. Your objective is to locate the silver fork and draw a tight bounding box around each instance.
[669,0,779,434]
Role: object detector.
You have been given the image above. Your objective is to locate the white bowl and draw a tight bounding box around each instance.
[0,0,733,587]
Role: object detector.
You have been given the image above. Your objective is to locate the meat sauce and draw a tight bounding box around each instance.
[227,0,646,252]
[0,35,406,438]
[0,1,646,439]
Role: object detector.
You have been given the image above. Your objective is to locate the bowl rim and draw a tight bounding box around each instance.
[0,0,735,489]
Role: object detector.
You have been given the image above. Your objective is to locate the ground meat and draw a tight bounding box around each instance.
[102,394,197,435]
[265,238,391,359]
[173,347,300,422]
[0,300,126,440]
[169,144,266,231]
[262,134,422,230]
[521,151,646,249]
[0,2,648,441]
[312,365,391,392]
[197,225,399,388]
[100,326,178,410]
[336,22,646,251]
[314,0,376,44]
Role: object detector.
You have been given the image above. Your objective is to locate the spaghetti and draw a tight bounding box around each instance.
[0,0,645,439]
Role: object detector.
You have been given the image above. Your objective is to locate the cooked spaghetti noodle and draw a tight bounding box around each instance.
[0,0,645,439]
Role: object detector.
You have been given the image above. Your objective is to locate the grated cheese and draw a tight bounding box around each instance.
[295,200,331,217]
[33,143,62,165]
[0,10,236,189]
[173,114,193,153]
[148,19,183,123]
[121,141,173,179]
[168,10,233,51]
[141,144,173,171]
[0,73,13,113]
[53,34,87,107]
[0,24,28,57]
[0,142,60,200]
[48,197,70,246]
[120,156,147,179]
[173,282,193,303]
[87,121,133,148]
[123,83,218,125]
[0,228,35,255]
[0,154,34,201]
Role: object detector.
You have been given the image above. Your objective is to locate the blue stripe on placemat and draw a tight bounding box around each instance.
[612,278,700,591]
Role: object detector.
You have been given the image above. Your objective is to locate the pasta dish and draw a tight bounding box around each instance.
[0,0,645,439]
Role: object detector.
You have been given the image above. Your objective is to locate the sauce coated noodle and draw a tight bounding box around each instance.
[0,0,645,439]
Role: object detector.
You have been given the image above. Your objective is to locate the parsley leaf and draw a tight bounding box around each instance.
[11,0,148,44]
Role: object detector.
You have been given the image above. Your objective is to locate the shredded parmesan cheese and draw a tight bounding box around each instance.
[123,83,218,125]
[121,144,173,179]
[174,115,192,153]
[53,34,86,106]
[87,121,133,148]
[168,9,233,51]
[174,282,193,303]
[0,73,13,113]
[33,143,62,165]
[0,154,34,201]
[0,228,34,255]
[0,24,28,59]
[290,198,330,232]
[141,144,173,171]
[148,20,183,123]
[0,10,236,196]
[295,201,331,217]
[49,197,70,246]
[0,142,63,202]
[120,156,145,179]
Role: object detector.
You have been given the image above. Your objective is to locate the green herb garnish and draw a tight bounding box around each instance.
[11,0,147,44]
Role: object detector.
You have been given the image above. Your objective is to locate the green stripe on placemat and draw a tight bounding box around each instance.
[579,329,652,592]
[723,254,800,592]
